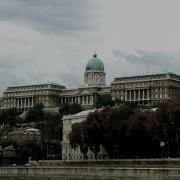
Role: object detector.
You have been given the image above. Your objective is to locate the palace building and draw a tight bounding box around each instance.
[111,73,180,106]
[1,53,180,111]
[1,53,110,111]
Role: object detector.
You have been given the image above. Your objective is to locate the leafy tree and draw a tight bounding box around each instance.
[59,103,82,116]
[127,111,160,158]
[70,104,175,159]
[37,113,62,141]
[0,108,19,126]
[95,95,115,108]
[26,103,44,123]
[156,101,180,157]
[101,106,134,158]
[86,111,103,159]
[69,122,88,159]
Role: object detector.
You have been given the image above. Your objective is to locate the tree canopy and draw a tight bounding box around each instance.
[70,102,180,159]
[59,103,82,116]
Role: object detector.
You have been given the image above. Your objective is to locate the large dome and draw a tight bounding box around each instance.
[86,54,104,71]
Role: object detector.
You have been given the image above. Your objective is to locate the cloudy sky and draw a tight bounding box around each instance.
[0,0,180,94]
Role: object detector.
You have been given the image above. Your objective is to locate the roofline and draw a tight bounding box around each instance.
[113,72,180,82]
[6,83,66,89]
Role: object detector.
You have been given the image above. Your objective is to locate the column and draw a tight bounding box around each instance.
[88,96,90,104]
[13,99,16,108]
[30,98,32,107]
[130,91,132,101]
[18,98,21,107]
[138,90,140,100]
[28,98,30,107]
[32,97,34,106]
[143,90,145,100]
[90,96,92,105]
[134,90,136,101]
[78,97,80,104]
[82,96,84,105]
[21,98,23,108]
[124,90,127,101]
[147,90,149,100]
[25,98,27,107]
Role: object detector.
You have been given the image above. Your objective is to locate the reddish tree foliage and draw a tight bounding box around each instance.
[70,102,180,159]
[69,121,88,159]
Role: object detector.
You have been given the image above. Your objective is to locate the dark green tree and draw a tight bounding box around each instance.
[95,95,114,108]
[26,103,44,123]
[156,101,180,157]
[69,122,89,159]
[59,103,82,116]
[0,108,19,126]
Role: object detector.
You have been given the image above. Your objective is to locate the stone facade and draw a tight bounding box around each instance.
[1,83,65,111]
[2,55,180,112]
[62,109,107,161]
[111,73,180,106]
[1,54,110,111]
[0,97,3,109]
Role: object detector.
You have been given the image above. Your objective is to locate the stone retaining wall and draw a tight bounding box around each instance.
[1,159,180,179]
[0,166,180,179]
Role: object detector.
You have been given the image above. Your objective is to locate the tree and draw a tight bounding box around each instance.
[127,111,160,158]
[69,122,88,159]
[69,101,180,159]
[37,113,62,141]
[86,111,103,159]
[59,103,82,116]
[156,101,180,157]
[101,106,134,158]
[0,108,19,127]
[95,95,114,108]
[25,103,44,123]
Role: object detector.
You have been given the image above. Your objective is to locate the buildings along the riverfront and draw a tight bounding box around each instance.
[1,54,110,111]
[1,53,180,111]
[1,53,180,160]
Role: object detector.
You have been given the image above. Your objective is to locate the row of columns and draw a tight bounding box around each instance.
[15,97,34,108]
[125,89,150,101]
[123,88,167,101]
[61,95,94,105]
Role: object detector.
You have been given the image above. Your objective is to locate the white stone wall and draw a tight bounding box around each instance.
[62,110,107,161]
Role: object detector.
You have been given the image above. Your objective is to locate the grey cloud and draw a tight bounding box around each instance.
[112,49,180,71]
[0,0,95,35]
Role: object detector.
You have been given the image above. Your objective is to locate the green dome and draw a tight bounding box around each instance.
[86,54,104,71]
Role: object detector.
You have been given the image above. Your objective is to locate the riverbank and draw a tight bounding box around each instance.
[1,159,180,179]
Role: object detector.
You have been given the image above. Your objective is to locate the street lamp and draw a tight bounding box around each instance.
[166,141,170,158]
[160,141,165,158]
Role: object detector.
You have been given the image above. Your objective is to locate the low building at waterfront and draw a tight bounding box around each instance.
[7,128,41,141]
[62,109,107,161]
[111,73,180,106]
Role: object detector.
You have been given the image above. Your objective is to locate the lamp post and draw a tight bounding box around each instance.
[160,141,165,158]
[166,141,170,158]
[46,142,49,160]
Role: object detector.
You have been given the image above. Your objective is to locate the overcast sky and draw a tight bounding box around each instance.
[0,0,180,94]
